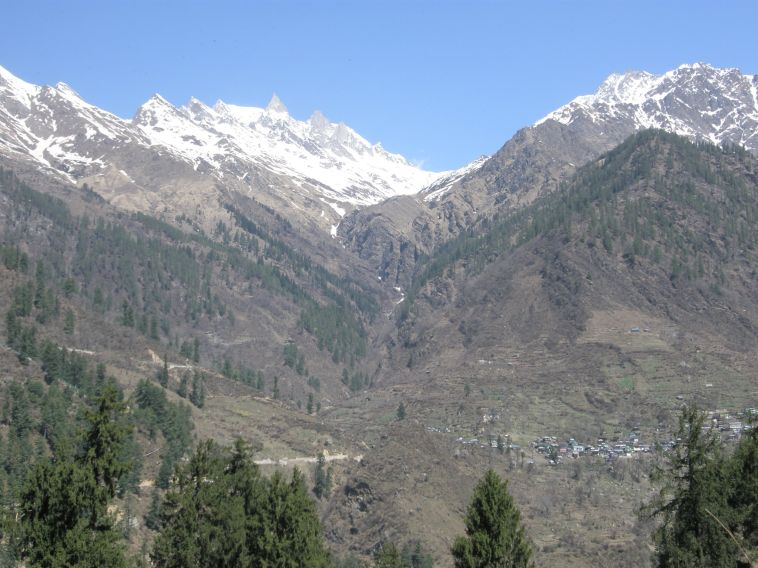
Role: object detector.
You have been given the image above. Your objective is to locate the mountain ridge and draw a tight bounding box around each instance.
[0,64,442,231]
[340,62,758,287]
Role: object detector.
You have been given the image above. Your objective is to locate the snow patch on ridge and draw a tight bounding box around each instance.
[421,156,490,201]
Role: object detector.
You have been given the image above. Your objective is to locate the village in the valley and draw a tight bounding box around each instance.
[426,406,757,466]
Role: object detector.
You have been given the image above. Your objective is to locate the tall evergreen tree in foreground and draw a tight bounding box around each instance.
[646,405,755,567]
[151,439,332,567]
[15,383,131,567]
[451,469,533,568]
[728,414,758,562]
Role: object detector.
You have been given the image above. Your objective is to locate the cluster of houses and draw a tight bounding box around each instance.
[426,406,755,466]
[528,406,757,465]
[531,434,654,464]
[703,407,757,441]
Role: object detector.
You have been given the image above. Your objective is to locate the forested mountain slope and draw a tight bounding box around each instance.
[391,130,757,413]
[340,64,758,288]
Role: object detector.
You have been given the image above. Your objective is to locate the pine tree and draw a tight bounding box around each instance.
[374,543,402,568]
[190,371,205,408]
[157,353,169,388]
[646,405,737,568]
[313,452,332,499]
[177,373,189,398]
[5,310,20,346]
[79,383,132,507]
[451,469,533,567]
[121,300,134,327]
[149,316,159,340]
[397,401,406,421]
[192,337,200,363]
[401,541,434,568]
[16,384,131,567]
[63,308,75,335]
[152,440,332,567]
[728,414,758,561]
[145,488,163,531]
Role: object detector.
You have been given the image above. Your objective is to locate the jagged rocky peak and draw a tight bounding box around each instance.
[265,93,288,115]
[591,70,657,105]
[537,62,758,151]
[53,81,83,100]
[148,93,178,110]
[420,155,490,202]
[133,94,178,123]
[0,64,441,209]
[309,110,329,131]
[185,96,215,121]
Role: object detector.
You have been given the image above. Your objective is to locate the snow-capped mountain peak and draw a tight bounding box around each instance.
[309,110,329,131]
[536,63,758,151]
[0,64,39,108]
[134,94,177,122]
[0,65,442,213]
[265,93,288,115]
[589,70,657,106]
[130,91,442,205]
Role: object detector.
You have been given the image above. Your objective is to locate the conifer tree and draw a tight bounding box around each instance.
[16,384,131,567]
[728,415,758,562]
[152,440,332,567]
[397,401,406,421]
[452,469,533,567]
[646,405,739,567]
[374,543,402,568]
[192,337,200,363]
[157,353,169,388]
[313,452,332,500]
[401,541,434,568]
[190,371,205,408]
[177,373,189,399]
[79,383,132,510]
[63,308,75,335]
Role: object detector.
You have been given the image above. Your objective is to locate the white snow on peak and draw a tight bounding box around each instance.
[0,64,40,107]
[213,100,264,125]
[265,93,288,115]
[535,63,758,151]
[54,82,82,100]
[0,65,441,206]
[133,91,443,204]
[590,71,658,106]
[0,66,143,179]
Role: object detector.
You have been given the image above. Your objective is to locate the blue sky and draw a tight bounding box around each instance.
[2,1,756,170]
